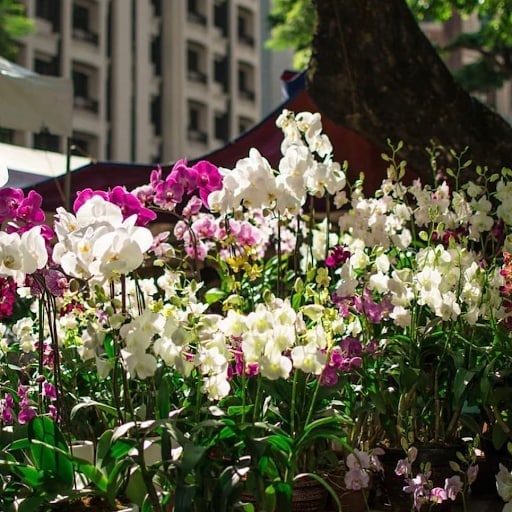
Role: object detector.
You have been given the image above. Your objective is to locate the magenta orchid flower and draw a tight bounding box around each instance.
[0,187,24,222]
[73,188,109,212]
[108,186,156,225]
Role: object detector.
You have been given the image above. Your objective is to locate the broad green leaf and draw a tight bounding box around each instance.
[265,434,293,455]
[16,496,47,512]
[453,369,475,405]
[6,461,45,487]
[204,287,227,304]
[28,417,73,488]
[70,399,118,420]
[103,333,115,359]
[180,444,208,475]
[157,378,171,419]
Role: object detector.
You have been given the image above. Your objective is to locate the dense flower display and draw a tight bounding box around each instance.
[1,110,512,512]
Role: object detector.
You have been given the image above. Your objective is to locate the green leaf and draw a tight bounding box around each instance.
[141,496,156,512]
[70,399,118,420]
[453,369,475,405]
[158,378,171,419]
[15,496,47,512]
[4,461,45,487]
[205,287,227,304]
[263,484,276,512]
[74,461,108,492]
[449,460,461,472]
[96,429,115,468]
[103,333,115,359]
[213,464,249,511]
[109,438,136,461]
[274,481,293,511]
[173,484,198,512]
[180,444,208,475]
[28,417,73,488]
[227,405,254,417]
[265,434,293,455]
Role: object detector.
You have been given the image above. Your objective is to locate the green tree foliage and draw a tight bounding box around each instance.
[266,0,512,94]
[0,0,34,60]
[410,0,512,92]
[265,0,315,70]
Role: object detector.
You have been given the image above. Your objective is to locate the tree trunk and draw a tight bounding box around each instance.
[307,0,512,182]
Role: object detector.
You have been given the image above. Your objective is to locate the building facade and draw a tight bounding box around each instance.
[13,0,266,164]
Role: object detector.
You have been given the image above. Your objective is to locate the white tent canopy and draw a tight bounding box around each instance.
[2,142,90,189]
[0,57,73,136]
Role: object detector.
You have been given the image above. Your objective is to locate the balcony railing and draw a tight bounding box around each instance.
[187,11,207,26]
[73,28,99,45]
[187,129,208,144]
[74,96,99,113]
[187,69,208,84]
[239,89,255,102]
[238,33,255,47]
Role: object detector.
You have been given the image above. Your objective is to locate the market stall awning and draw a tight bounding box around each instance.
[0,57,73,136]
[2,142,90,189]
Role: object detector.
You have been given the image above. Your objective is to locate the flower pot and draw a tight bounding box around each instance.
[325,470,369,512]
[241,476,328,511]
[71,440,95,489]
[291,476,329,511]
[381,446,463,512]
[47,496,138,511]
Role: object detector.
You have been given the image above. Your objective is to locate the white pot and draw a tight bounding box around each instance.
[71,440,95,489]
[71,440,95,463]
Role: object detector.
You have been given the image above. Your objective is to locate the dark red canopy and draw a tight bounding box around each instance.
[28,73,394,211]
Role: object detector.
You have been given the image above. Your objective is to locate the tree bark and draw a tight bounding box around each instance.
[307,0,512,182]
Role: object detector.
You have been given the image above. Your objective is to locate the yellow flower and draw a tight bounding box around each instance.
[226,254,248,273]
[243,262,263,281]
[316,267,331,288]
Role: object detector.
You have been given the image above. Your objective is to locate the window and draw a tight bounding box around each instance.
[72,65,98,112]
[34,55,59,76]
[73,4,89,31]
[214,0,228,36]
[36,0,60,30]
[72,2,98,44]
[36,0,56,21]
[187,101,208,143]
[214,55,228,92]
[151,96,162,137]
[237,7,254,46]
[73,69,89,99]
[151,35,162,76]
[187,0,207,25]
[151,0,162,17]
[238,62,255,101]
[33,131,60,152]
[214,112,229,142]
[187,43,207,83]
[71,132,97,158]
[0,128,14,144]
